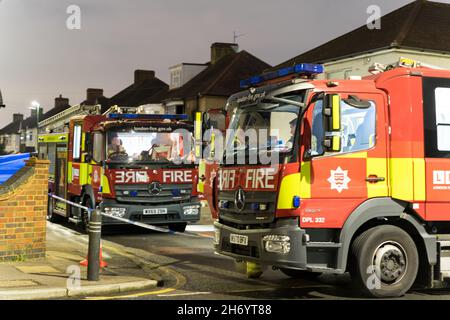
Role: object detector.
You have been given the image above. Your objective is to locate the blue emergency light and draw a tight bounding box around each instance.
[240,63,324,88]
[108,113,189,120]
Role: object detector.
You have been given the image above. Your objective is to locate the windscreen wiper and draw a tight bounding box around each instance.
[262,97,305,109]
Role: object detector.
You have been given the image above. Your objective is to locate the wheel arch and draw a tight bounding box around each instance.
[337,197,437,272]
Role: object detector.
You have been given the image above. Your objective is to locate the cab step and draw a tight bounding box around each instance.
[306,242,342,248]
[306,266,344,274]
[69,217,82,225]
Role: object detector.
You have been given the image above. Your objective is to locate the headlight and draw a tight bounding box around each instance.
[214,228,220,245]
[263,235,291,254]
[104,207,126,218]
[183,205,200,216]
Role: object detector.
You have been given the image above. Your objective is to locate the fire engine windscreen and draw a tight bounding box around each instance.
[107,130,194,164]
[224,91,305,165]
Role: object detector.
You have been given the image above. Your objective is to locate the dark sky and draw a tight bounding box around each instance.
[1,0,446,128]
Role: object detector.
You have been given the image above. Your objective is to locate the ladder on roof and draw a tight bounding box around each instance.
[369,57,447,74]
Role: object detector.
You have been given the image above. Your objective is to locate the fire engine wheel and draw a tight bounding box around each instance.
[168,223,187,233]
[279,268,322,280]
[350,225,418,298]
[47,196,65,223]
[47,196,58,222]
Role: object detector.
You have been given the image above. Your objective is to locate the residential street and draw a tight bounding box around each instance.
[2,0,450,304]
[72,223,450,300]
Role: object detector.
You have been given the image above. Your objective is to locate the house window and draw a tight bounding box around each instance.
[170,70,181,88]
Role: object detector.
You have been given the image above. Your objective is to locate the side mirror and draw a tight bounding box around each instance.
[195,112,203,158]
[322,94,342,152]
[210,131,216,159]
[201,112,211,133]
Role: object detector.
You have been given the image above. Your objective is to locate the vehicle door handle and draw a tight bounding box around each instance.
[366,175,385,183]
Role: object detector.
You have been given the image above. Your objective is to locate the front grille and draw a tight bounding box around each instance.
[222,239,260,258]
[115,184,192,204]
[132,213,181,223]
[218,191,277,225]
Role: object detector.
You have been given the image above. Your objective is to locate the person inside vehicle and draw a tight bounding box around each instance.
[286,117,297,148]
[108,133,125,156]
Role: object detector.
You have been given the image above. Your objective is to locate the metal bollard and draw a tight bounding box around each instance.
[87,209,102,281]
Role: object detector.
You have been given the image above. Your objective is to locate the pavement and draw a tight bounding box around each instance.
[0,221,159,300]
[198,202,214,225]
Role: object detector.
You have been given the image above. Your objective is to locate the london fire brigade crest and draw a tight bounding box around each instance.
[328,167,351,193]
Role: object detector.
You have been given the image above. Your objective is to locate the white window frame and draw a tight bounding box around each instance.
[73,124,82,160]
[435,87,450,151]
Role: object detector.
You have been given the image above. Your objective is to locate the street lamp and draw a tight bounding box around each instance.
[0,90,5,108]
[30,101,41,127]
[30,101,42,152]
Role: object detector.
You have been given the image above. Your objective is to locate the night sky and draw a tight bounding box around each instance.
[1,0,446,127]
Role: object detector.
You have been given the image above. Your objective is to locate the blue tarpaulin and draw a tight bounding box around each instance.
[0,153,30,184]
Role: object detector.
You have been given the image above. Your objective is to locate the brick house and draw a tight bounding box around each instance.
[160,43,271,119]
[0,109,43,154]
[276,0,450,79]
[102,70,168,113]
[39,90,105,134]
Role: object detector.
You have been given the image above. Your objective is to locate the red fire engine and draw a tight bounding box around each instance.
[39,111,200,233]
[200,58,450,297]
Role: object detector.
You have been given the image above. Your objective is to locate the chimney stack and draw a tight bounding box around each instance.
[13,113,23,123]
[134,70,155,86]
[55,94,69,109]
[86,88,104,105]
[210,43,238,64]
[30,108,43,120]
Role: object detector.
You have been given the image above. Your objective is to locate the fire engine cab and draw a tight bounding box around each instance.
[201,58,450,297]
[39,109,200,233]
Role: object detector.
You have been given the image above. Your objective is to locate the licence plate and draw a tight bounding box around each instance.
[143,208,167,215]
[230,234,248,246]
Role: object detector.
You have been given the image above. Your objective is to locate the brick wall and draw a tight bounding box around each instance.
[0,158,50,261]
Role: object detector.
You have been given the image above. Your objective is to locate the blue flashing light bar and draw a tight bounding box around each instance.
[108,113,189,120]
[240,63,324,88]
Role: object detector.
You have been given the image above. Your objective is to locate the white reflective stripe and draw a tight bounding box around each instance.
[49,193,92,212]
[100,212,206,238]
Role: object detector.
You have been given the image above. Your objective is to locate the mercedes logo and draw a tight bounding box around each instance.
[149,181,162,195]
[234,188,246,211]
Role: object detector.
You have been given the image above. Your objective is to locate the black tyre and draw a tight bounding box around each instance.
[279,268,322,280]
[350,225,419,298]
[47,196,57,222]
[168,222,187,233]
